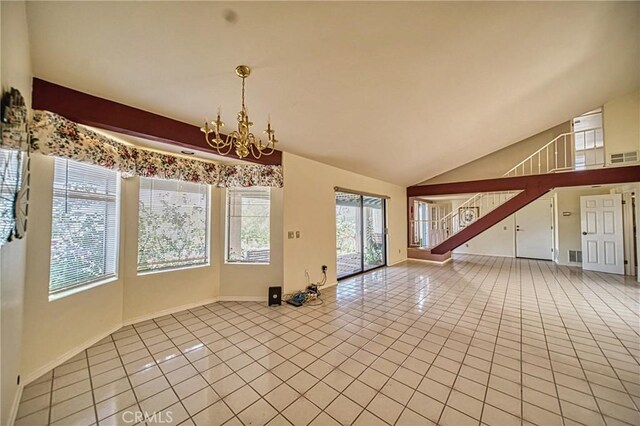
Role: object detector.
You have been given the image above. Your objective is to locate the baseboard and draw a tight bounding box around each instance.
[22,292,313,394]
[454,252,515,258]
[555,261,582,267]
[22,322,123,387]
[123,297,219,326]
[7,383,24,426]
[321,281,338,290]
[387,258,408,267]
[217,296,267,302]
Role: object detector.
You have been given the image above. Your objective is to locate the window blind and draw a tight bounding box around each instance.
[138,177,209,272]
[226,187,270,263]
[50,158,119,294]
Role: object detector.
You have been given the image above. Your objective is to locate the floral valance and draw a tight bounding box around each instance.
[29,110,283,188]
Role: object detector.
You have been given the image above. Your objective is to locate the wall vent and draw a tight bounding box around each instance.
[609,151,639,165]
[569,250,582,263]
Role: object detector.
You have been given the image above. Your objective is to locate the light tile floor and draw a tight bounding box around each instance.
[15,255,640,426]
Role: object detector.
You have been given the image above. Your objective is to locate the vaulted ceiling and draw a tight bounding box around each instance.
[25,2,639,185]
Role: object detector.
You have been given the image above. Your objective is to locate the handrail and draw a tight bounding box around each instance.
[410,190,520,249]
[503,128,603,177]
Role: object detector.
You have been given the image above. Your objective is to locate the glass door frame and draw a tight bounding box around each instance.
[336,191,387,280]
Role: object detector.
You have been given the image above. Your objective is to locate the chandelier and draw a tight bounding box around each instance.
[201,65,278,159]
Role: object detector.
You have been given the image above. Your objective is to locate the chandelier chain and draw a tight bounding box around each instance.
[241,77,246,112]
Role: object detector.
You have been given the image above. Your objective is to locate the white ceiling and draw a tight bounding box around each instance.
[25,2,639,186]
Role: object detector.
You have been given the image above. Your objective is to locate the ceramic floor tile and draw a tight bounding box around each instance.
[15,257,640,425]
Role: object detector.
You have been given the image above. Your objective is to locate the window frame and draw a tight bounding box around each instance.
[224,187,271,265]
[136,177,211,275]
[48,158,121,300]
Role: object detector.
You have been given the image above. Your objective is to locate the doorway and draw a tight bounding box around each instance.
[581,194,624,274]
[336,191,387,279]
[516,198,554,260]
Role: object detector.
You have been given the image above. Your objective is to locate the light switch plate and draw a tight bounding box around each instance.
[288,231,294,239]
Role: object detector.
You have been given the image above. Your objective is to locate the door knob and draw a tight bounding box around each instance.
[582,232,587,235]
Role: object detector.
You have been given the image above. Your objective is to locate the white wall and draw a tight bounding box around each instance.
[0,1,31,424]
[282,153,407,294]
[121,176,219,323]
[20,151,409,387]
[422,122,571,184]
[452,194,516,257]
[604,90,640,162]
[21,154,125,379]
[21,159,288,380]
[218,188,284,300]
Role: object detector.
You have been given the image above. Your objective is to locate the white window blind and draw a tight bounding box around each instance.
[50,158,120,294]
[226,187,270,264]
[138,177,209,272]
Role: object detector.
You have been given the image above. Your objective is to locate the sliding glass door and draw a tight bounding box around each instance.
[336,191,386,279]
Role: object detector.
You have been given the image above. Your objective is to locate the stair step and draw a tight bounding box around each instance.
[408,248,451,263]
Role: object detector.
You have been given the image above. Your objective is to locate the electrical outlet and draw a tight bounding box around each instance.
[321,265,327,272]
[296,231,301,238]
[288,231,294,239]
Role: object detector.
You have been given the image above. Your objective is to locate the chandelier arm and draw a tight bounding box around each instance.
[219,135,236,156]
[248,142,263,160]
[260,145,277,156]
[205,133,228,151]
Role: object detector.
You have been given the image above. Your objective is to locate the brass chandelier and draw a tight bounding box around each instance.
[201,65,278,159]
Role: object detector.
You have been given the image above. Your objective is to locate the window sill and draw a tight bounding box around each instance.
[137,262,211,276]
[48,276,118,302]
[224,261,271,266]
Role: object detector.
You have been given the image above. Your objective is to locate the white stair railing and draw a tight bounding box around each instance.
[503,128,604,177]
[410,190,521,249]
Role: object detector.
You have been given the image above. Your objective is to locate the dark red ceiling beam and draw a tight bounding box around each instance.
[408,166,640,197]
[31,78,282,166]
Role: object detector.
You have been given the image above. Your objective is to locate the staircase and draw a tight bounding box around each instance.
[409,127,605,258]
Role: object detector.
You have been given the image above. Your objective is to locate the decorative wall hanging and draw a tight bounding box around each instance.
[29,110,284,188]
[458,206,479,227]
[0,88,30,245]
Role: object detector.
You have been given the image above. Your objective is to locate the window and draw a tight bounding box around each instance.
[226,187,270,263]
[138,177,209,272]
[50,158,120,294]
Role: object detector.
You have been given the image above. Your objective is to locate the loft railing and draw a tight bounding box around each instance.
[503,128,604,177]
[410,190,520,249]
[409,128,604,250]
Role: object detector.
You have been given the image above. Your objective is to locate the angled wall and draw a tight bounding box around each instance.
[0,1,31,424]
[420,122,571,184]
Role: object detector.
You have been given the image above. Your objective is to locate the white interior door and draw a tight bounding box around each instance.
[581,194,624,274]
[516,198,553,260]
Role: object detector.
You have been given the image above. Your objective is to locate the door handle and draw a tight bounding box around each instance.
[582,232,587,235]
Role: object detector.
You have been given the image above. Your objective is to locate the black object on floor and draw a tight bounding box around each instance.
[286,298,303,307]
[269,286,282,306]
